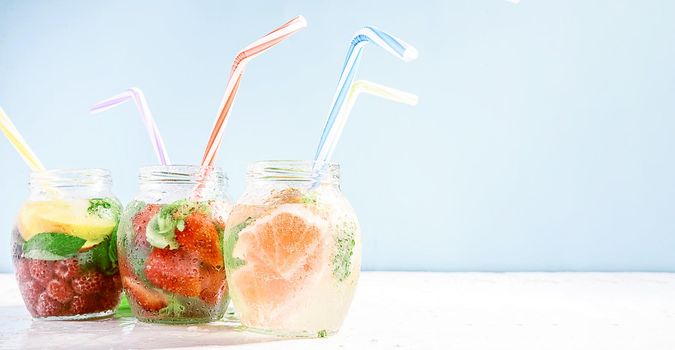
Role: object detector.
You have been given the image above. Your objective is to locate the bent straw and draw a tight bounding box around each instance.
[201,15,307,166]
[91,88,171,165]
[0,106,46,171]
[314,26,418,161]
[316,80,418,163]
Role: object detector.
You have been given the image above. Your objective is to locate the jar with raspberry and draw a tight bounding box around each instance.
[12,169,123,320]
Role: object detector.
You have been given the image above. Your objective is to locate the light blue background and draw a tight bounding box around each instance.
[1,1,674,272]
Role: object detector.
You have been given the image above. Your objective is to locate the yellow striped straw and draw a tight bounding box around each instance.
[0,106,46,171]
[318,80,419,162]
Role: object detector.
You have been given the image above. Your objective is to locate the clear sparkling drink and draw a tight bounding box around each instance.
[224,161,361,337]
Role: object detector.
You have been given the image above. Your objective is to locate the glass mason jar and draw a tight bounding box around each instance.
[224,160,362,337]
[117,165,232,324]
[12,169,123,320]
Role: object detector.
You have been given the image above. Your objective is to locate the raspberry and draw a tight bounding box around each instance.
[71,271,104,295]
[46,279,74,304]
[69,294,93,315]
[35,293,64,317]
[54,258,79,281]
[19,279,43,307]
[14,258,31,282]
[28,260,54,284]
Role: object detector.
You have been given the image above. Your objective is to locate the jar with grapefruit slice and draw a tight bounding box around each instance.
[116,165,232,324]
[224,160,361,337]
[12,169,123,320]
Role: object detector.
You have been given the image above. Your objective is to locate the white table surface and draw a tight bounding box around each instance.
[0,272,674,349]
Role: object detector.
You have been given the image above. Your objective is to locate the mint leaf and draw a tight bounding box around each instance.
[22,233,86,260]
[223,218,253,270]
[331,221,357,282]
[78,237,117,275]
[146,214,180,249]
[301,192,318,204]
[317,329,328,338]
[115,294,133,318]
[159,295,186,318]
[88,198,121,219]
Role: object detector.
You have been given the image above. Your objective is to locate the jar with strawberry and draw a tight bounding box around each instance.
[117,165,232,324]
[12,169,123,320]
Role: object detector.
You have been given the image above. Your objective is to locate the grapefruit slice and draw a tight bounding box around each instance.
[17,199,117,248]
[230,204,329,325]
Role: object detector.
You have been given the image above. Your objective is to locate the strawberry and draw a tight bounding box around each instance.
[54,258,79,281]
[46,279,74,304]
[71,271,104,295]
[132,204,160,248]
[199,265,227,305]
[28,259,54,284]
[144,248,201,297]
[123,276,168,311]
[176,212,223,268]
[35,293,64,317]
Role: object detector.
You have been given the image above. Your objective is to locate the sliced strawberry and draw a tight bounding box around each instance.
[176,212,223,268]
[71,271,104,295]
[199,265,227,305]
[28,260,54,284]
[46,279,74,304]
[144,248,201,297]
[123,276,168,311]
[132,204,161,248]
[54,258,79,281]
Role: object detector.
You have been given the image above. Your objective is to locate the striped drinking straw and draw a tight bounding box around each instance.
[313,26,418,163]
[318,80,418,163]
[200,15,308,166]
[91,88,171,165]
[0,106,46,171]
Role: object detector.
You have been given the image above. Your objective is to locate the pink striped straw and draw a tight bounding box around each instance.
[91,87,171,165]
[201,15,307,166]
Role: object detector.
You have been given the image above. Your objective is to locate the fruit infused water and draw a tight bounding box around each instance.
[12,169,123,320]
[224,161,361,337]
[117,165,232,324]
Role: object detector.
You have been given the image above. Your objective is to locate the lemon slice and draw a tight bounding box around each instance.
[17,199,117,248]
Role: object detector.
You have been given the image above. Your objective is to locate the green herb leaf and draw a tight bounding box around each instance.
[22,233,86,260]
[88,198,121,219]
[159,295,186,318]
[114,294,133,318]
[331,221,358,282]
[78,237,117,275]
[317,329,328,338]
[223,218,253,270]
[301,192,318,204]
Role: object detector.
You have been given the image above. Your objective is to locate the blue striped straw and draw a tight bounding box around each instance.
[313,26,418,163]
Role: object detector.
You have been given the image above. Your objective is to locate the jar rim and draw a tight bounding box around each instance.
[247,160,340,184]
[28,168,112,188]
[138,164,228,186]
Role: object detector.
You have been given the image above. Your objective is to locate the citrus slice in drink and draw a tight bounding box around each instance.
[17,199,117,248]
[229,204,329,325]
